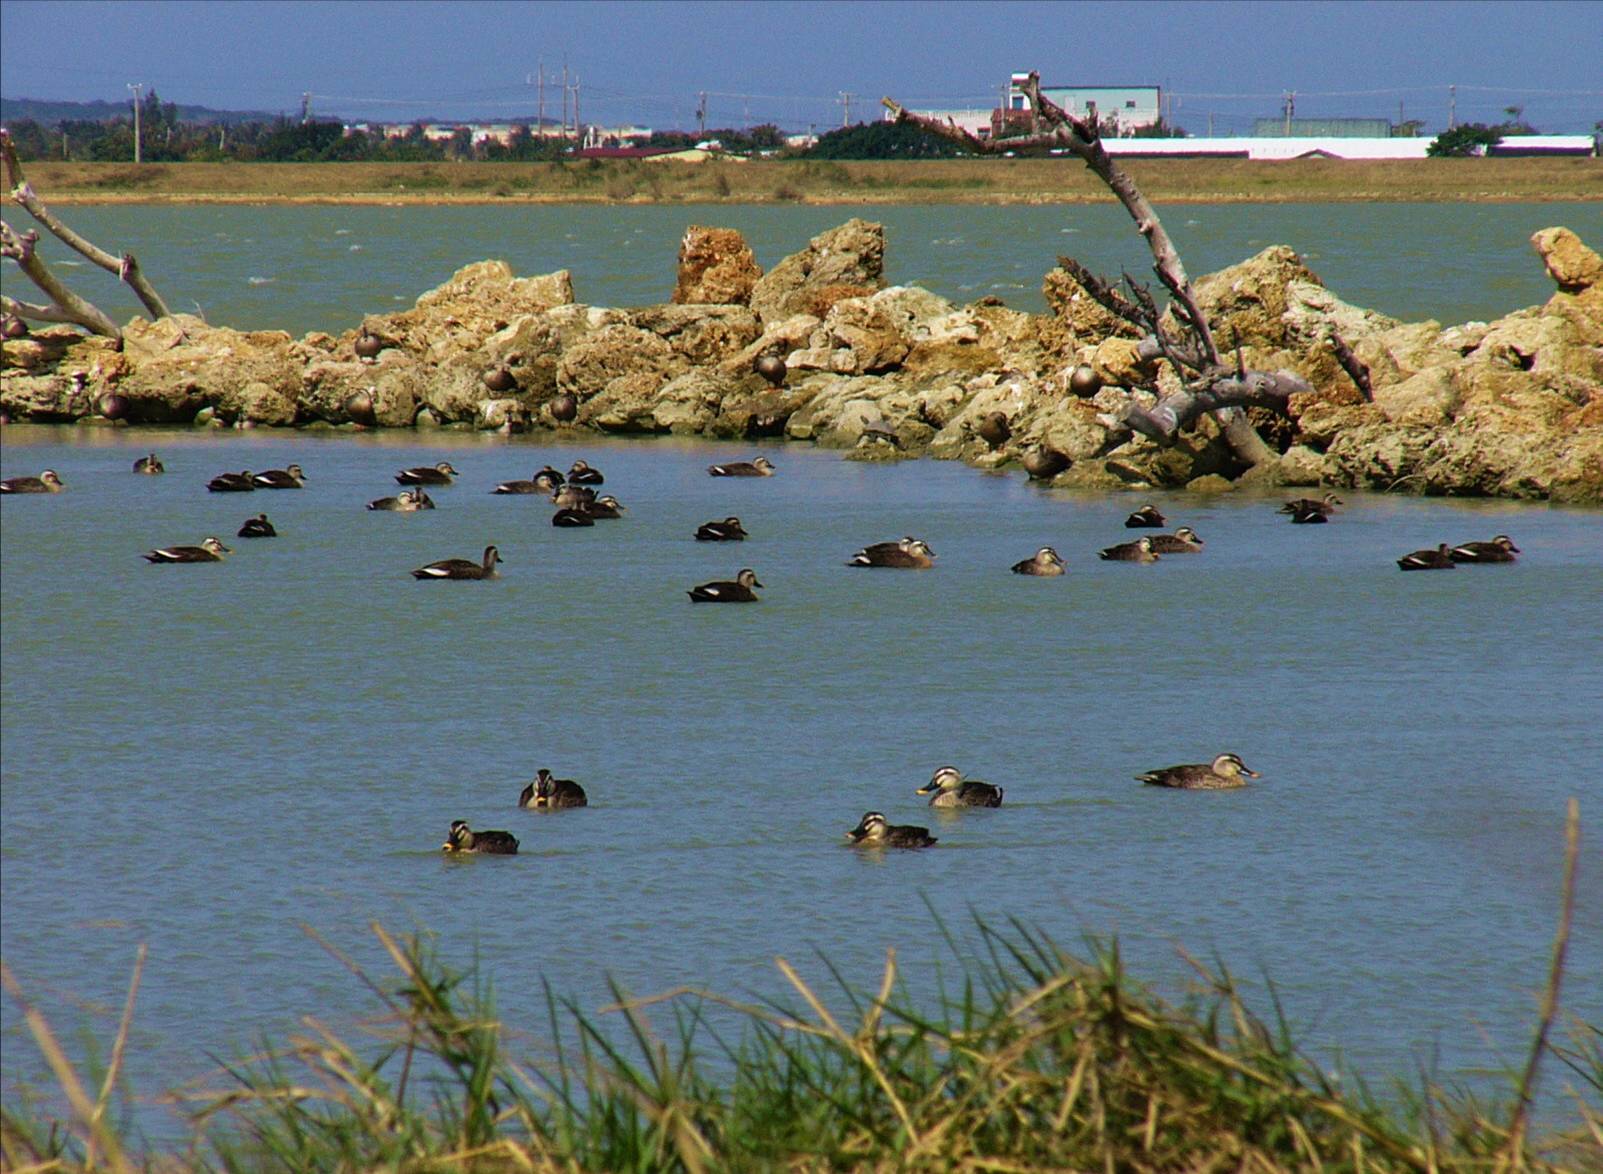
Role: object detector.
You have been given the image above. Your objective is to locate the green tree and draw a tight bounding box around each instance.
[807,120,973,159]
[1427,123,1502,157]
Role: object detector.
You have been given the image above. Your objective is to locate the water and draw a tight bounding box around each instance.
[19,201,1603,338]
[3,425,1601,1140]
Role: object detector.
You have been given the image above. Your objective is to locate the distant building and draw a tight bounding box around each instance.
[1007,74,1161,135]
[887,108,994,140]
[1253,117,1392,138]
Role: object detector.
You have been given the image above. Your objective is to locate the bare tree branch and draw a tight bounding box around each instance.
[2,128,170,320]
[1329,331,1373,402]
[1,220,123,341]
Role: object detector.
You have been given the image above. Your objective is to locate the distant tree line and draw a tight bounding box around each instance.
[1426,107,1542,157]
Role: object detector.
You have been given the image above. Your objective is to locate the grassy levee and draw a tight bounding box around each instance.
[2,915,1598,1172]
[8,155,1601,205]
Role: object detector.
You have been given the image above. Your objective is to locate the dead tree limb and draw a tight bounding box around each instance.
[1329,331,1373,402]
[1,220,123,341]
[885,75,1311,468]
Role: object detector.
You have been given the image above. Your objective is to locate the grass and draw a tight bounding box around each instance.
[5,156,1599,206]
[3,803,1597,1172]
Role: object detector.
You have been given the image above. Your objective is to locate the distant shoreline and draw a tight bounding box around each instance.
[7,156,1600,205]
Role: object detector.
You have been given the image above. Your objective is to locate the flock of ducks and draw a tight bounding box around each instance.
[5,445,1534,856]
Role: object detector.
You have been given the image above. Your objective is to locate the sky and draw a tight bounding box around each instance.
[2,0,1599,135]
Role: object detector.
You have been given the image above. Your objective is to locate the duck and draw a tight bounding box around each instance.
[1137,752,1261,790]
[395,461,458,486]
[251,464,306,489]
[133,453,164,475]
[848,539,936,569]
[708,455,775,477]
[1147,527,1204,553]
[492,469,563,495]
[1397,543,1455,571]
[411,545,501,580]
[143,536,231,563]
[518,768,589,809]
[917,766,1004,808]
[237,513,277,538]
[695,516,748,541]
[1,469,65,494]
[442,820,518,855]
[1450,535,1519,563]
[1098,536,1160,563]
[551,483,597,510]
[688,568,763,602]
[1279,492,1343,517]
[1288,505,1329,525]
[567,459,605,486]
[206,469,255,493]
[367,488,435,511]
[552,507,595,527]
[1124,504,1166,528]
[1010,546,1066,576]
[846,811,937,849]
[582,494,626,520]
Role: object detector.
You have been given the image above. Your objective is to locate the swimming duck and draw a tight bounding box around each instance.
[917,766,1004,808]
[1288,505,1328,525]
[411,545,501,580]
[1098,536,1160,563]
[395,461,458,486]
[442,820,518,855]
[237,513,277,538]
[688,568,763,602]
[133,453,164,475]
[251,464,306,489]
[1124,504,1166,528]
[492,469,562,495]
[846,811,937,849]
[1450,535,1519,563]
[552,507,595,527]
[695,516,748,541]
[551,483,597,510]
[1279,492,1343,517]
[0,469,65,494]
[206,470,255,493]
[708,456,775,477]
[567,459,605,485]
[367,488,435,511]
[1011,546,1066,576]
[1397,543,1455,571]
[1137,752,1260,790]
[848,539,936,569]
[143,536,231,563]
[518,768,589,809]
[582,495,626,519]
[1148,527,1204,553]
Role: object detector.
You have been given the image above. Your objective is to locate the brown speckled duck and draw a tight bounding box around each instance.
[367,488,435,511]
[708,456,775,477]
[1010,546,1066,576]
[846,811,937,848]
[1450,535,1519,563]
[396,461,458,486]
[695,516,748,541]
[1124,504,1166,528]
[1148,527,1204,553]
[1397,543,1454,571]
[518,768,589,809]
[1279,492,1343,517]
[848,538,935,569]
[237,513,277,538]
[206,469,255,493]
[1,469,65,494]
[1137,753,1260,790]
[143,536,231,563]
[251,464,306,489]
[1099,536,1159,563]
[688,568,763,602]
[917,766,1004,808]
[442,820,518,854]
[567,459,605,486]
[411,545,501,580]
[133,453,165,475]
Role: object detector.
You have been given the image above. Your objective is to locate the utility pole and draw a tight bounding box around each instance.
[697,91,707,139]
[562,62,570,143]
[1448,84,1456,129]
[128,82,143,162]
[1282,90,1295,136]
[535,62,545,136]
[572,74,580,142]
[300,92,312,124]
[838,91,852,127]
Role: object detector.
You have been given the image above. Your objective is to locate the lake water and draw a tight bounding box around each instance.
[3,201,1602,1141]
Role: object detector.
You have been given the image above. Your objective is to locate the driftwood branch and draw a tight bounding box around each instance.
[1329,331,1373,402]
[886,77,1314,467]
[1,219,123,341]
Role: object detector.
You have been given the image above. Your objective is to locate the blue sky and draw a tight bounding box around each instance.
[2,0,1598,134]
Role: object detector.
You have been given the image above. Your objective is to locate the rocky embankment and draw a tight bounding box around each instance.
[4,219,1600,502]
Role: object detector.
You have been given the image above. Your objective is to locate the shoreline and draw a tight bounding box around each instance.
[7,156,1599,206]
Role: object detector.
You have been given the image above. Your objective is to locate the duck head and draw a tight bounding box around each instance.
[847,812,889,844]
[917,766,964,796]
[1212,753,1259,779]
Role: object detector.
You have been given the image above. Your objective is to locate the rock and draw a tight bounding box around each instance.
[1092,337,1153,387]
[1531,227,1602,293]
[628,303,761,365]
[1042,265,1141,342]
[749,218,886,325]
[672,226,762,305]
[1276,444,1331,486]
[1185,474,1237,493]
[556,323,687,401]
[225,380,297,427]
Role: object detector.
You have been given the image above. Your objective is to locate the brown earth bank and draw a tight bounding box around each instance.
[3,217,1600,503]
[5,156,1601,205]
